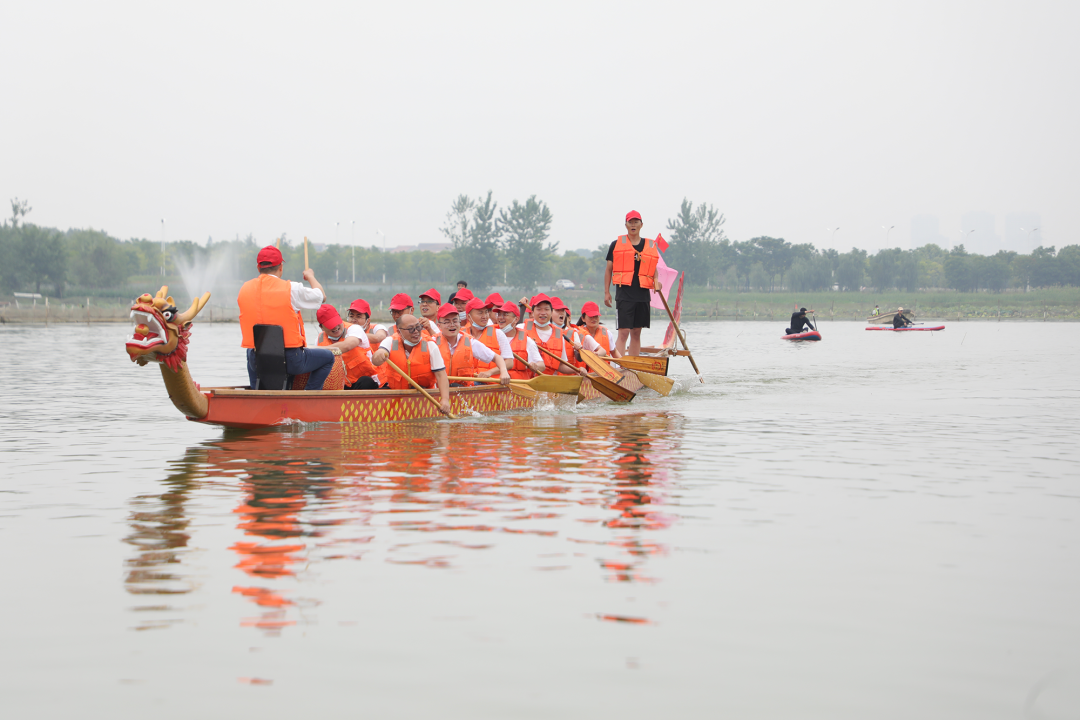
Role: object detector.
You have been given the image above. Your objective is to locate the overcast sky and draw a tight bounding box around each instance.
[4,0,1077,256]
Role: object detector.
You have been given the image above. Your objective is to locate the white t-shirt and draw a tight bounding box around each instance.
[378,336,446,372]
[289,282,325,311]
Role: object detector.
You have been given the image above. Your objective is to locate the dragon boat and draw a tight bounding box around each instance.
[125,287,642,429]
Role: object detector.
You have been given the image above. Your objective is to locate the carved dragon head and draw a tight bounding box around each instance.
[126,286,211,372]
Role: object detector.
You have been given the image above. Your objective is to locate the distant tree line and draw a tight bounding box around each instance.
[3,195,1078,298]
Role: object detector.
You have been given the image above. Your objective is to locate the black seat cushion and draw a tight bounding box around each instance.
[252,324,288,390]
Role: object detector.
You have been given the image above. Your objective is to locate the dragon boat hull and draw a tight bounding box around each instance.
[185,370,643,429]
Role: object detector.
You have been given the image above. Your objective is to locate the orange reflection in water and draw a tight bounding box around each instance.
[124,412,684,633]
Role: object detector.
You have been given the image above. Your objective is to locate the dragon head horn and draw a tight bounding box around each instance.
[155,286,169,300]
[175,292,212,325]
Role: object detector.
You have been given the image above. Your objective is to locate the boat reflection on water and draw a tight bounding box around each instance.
[123,412,684,633]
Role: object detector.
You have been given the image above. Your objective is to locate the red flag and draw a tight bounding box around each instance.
[655,232,669,253]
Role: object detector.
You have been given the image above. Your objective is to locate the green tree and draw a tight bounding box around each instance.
[835,248,866,291]
[664,199,727,285]
[944,245,974,291]
[19,224,67,296]
[443,191,502,290]
[499,195,556,293]
[67,229,130,288]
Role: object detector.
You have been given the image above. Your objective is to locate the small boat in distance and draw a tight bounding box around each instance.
[782,330,822,341]
[865,325,945,332]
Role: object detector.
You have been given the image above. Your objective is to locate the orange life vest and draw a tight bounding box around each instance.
[318,322,376,386]
[436,333,476,385]
[386,333,437,390]
[527,324,568,375]
[468,324,501,372]
[238,274,308,349]
[611,235,660,289]
[563,325,586,369]
[504,328,533,379]
[586,325,612,354]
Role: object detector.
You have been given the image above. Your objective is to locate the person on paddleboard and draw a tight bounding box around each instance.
[786,307,815,335]
[893,307,913,328]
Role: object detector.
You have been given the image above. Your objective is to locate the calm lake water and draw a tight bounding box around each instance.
[1,319,1078,719]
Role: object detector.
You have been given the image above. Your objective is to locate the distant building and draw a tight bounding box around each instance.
[1003,212,1042,251]
[910,215,948,250]
[961,211,1002,255]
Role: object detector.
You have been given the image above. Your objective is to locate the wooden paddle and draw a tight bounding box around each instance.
[532,343,631,402]
[447,375,583,396]
[658,290,703,382]
[513,348,585,404]
[586,374,637,403]
[629,368,675,396]
[384,358,459,419]
[304,236,309,269]
[578,346,623,382]
[599,354,668,376]
[447,376,538,400]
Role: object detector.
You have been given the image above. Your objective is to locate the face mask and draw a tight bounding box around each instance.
[458,312,467,322]
[501,321,515,333]
[534,319,550,328]
[401,336,418,348]
[471,320,486,329]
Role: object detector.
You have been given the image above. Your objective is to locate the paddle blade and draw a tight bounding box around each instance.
[580,348,622,382]
[507,383,539,400]
[606,354,669,376]
[588,374,636,403]
[633,369,675,396]
[523,375,583,395]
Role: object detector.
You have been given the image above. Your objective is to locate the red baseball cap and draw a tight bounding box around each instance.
[549,296,567,311]
[437,303,459,319]
[349,299,371,316]
[389,293,413,311]
[625,210,642,222]
[484,292,504,308]
[419,288,441,304]
[497,301,520,316]
[530,293,552,308]
[454,288,475,302]
[465,297,487,313]
[257,246,283,267]
[316,304,342,328]
[581,301,600,316]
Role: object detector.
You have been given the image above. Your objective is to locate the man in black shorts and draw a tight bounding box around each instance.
[604,210,662,356]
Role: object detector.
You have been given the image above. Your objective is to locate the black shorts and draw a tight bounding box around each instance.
[616,300,651,330]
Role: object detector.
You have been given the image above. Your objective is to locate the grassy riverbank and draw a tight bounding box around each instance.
[667,288,1080,321]
[3,286,1080,323]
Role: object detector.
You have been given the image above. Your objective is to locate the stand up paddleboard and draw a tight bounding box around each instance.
[865,325,945,332]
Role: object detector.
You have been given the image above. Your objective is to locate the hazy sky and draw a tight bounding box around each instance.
[4,0,1077,256]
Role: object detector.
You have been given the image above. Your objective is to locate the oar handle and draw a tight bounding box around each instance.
[512,351,535,375]
[658,290,703,381]
[384,358,458,419]
[304,236,310,270]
